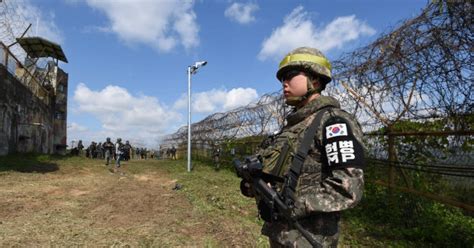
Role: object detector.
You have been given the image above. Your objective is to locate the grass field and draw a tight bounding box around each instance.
[0,155,267,247]
[1,154,461,247]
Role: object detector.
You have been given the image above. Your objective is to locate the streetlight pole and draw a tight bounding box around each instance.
[187,61,207,172]
[187,66,192,173]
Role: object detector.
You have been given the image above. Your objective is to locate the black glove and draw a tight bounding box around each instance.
[240,180,255,198]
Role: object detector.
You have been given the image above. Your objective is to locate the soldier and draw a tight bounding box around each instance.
[103,137,115,165]
[141,147,147,160]
[87,142,96,159]
[114,138,125,173]
[240,47,365,247]
[135,147,140,160]
[77,140,84,156]
[170,146,177,160]
[123,140,132,161]
[213,146,221,171]
[96,142,103,159]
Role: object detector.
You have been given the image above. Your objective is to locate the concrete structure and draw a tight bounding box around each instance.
[0,38,68,155]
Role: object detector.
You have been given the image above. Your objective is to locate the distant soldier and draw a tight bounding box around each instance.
[141,147,147,160]
[77,140,84,156]
[170,146,177,160]
[93,142,99,159]
[123,141,132,161]
[90,142,98,158]
[103,137,115,165]
[213,146,221,171]
[96,142,103,159]
[114,138,125,173]
[136,148,141,160]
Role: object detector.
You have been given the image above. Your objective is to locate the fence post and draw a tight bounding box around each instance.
[387,126,396,207]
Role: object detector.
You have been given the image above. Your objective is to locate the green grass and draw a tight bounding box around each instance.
[156,160,269,245]
[1,154,471,247]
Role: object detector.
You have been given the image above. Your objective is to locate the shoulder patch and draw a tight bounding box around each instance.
[321,116,364,170]
[326,123,348,139]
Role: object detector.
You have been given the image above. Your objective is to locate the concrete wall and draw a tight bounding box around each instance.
[52,67,68,154]
[0,65,54,155]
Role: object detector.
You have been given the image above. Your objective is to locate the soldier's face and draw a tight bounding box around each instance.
[281,71,308,99]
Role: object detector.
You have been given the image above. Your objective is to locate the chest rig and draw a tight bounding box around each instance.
[259,105,336,199]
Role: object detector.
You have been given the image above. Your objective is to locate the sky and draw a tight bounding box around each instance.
[4,0,429,148]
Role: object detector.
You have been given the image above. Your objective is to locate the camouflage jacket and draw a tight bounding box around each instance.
[258,95,365,246]
[102,141,114,152]
[258,95,365,214]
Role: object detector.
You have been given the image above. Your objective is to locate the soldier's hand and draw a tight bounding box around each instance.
[290,198,307,219]
[240,180,255,198]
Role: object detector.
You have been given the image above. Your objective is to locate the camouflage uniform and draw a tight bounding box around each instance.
[258,98,365,247]
[240,47,365,247]
[103,138,115,165]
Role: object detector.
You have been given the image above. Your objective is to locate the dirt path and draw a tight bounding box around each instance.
[0,160,253,247]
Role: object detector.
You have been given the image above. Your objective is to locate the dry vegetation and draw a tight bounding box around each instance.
[0,155,265,247]
[2,154,453,247]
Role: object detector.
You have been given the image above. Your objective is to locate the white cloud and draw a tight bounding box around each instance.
[70,85,257,147]
[71,83,182,146]
[85,0,199,52]
[67,122,88,132]
[224,2,259,24]
[174,88,259,114]
[258,6,376,60]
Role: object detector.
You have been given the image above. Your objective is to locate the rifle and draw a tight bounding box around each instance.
[234,156,321,248]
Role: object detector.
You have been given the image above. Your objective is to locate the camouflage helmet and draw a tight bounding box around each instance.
[276,47,332,84]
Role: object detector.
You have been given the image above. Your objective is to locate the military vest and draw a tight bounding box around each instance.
[258,96,365,196]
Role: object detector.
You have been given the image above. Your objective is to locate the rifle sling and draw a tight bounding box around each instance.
[284,106,334,203]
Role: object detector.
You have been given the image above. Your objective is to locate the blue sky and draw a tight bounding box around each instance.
[5,0,428,148]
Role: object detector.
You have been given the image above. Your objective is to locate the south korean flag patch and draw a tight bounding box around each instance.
[322,117,364,170]
[326,123,348,139]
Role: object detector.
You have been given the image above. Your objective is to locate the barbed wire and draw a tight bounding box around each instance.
[0,0,32,62]
[163,2,472,147]
[332,2,473,130]
[162,92,290,146]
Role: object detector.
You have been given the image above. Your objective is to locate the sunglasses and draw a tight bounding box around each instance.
[280,70,304,82]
